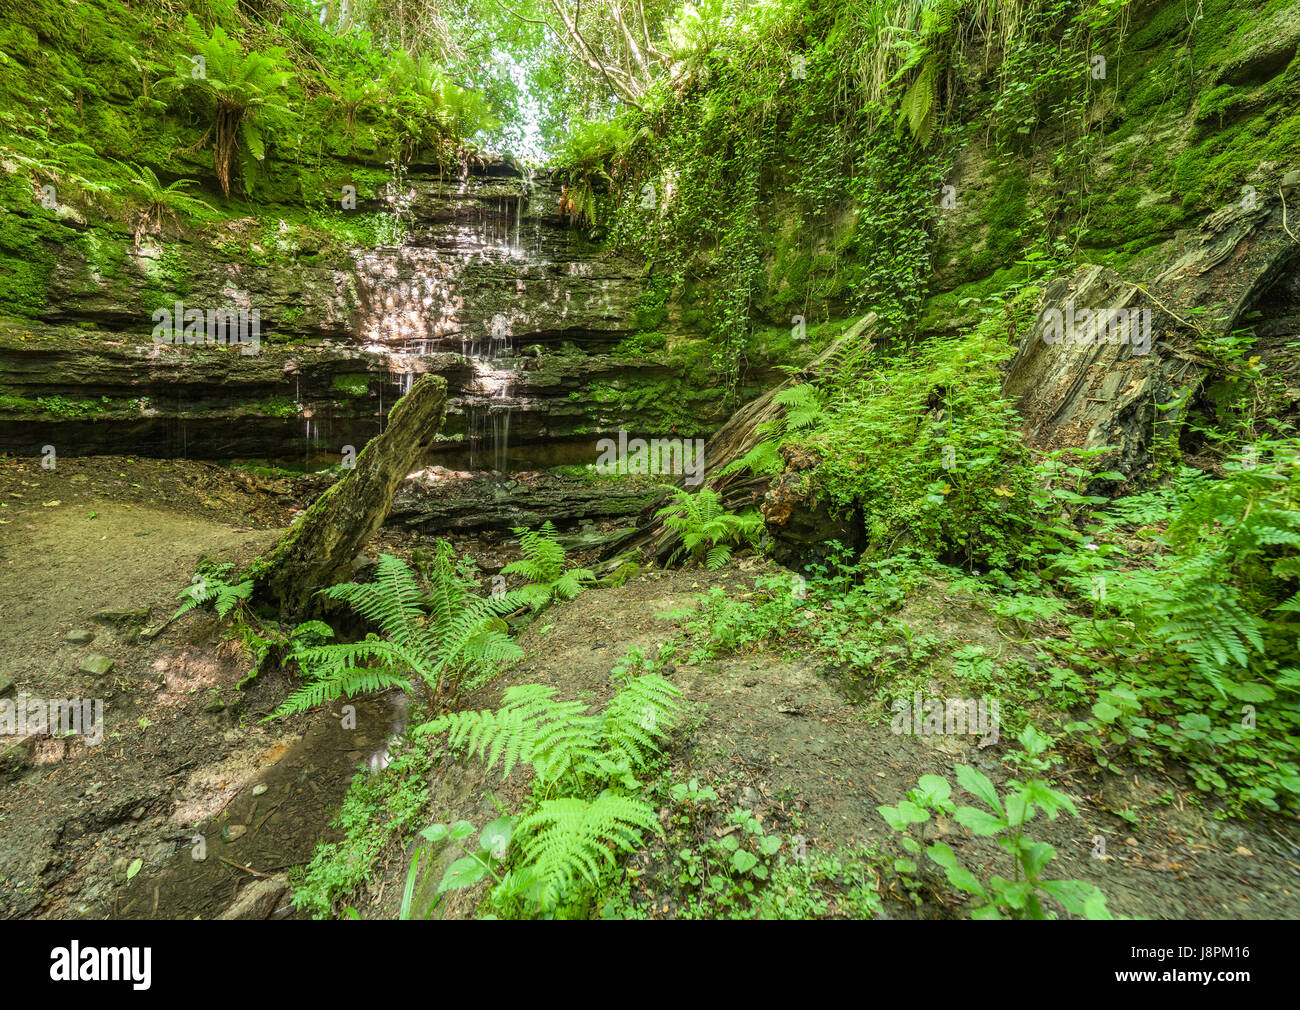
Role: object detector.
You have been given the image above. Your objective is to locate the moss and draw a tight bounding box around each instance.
[258,395,301,419]
[331,373,370,396]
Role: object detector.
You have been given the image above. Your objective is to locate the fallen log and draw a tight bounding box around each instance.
[602,313,876,568]
[250,374,448,616]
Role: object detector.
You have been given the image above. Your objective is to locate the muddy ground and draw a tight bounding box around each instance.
[2,455,1298,920]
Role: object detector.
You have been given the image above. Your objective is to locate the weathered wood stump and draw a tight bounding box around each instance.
[253,374,447,615]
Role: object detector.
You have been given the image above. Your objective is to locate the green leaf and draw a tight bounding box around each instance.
[916,774,952,805]
[955,764,1004,815]
[479,816,514,859]
[438,855,489,894]
[126,858,143,880]
[878,800,931,831]
[954,805,1005,836]
[731,850,759,874]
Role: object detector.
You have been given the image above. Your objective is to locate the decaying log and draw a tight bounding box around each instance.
[603,313,877,568]
[253,374,448,615]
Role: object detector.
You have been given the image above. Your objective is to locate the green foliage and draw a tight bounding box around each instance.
[720,383,827,480]
[113,162,215,246]
[654,486,764,569]
[378,50,499,164]
[414,650,683,916]
[553,118,631,227]
[499,521,594,611]
[293,741,433,919]
[158,16,296,195]
[1048,442,1300,812]
[804,303,1038,568]
[173,561,253,620]
[271,548,523,718]
[879,728,1113,919]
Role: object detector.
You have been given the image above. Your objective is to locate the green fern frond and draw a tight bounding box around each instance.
[515,791,661,908]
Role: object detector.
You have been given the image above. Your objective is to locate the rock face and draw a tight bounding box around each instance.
[0,161,731,465]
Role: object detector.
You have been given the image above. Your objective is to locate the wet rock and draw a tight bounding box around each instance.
[65,629,95,645]
[77,654,115,677]
[217,874,290,920]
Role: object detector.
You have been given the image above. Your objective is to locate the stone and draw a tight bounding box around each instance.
[217,874,290,920]
[77,654,115,677]
[91,607,151,644]
[65,629,95,645]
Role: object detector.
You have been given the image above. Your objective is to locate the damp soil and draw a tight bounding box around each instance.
[4,455,1298,921]
[0,455,378,919]
[362,563,1300,921]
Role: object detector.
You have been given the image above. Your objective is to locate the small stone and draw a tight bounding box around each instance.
[224,825,247,842]
[130,806,145,820]
[78,654,115,677]
[1282,169,1300,189]
[252,784,268,796]
[1235,845,1253,857]
[66,629,95,645]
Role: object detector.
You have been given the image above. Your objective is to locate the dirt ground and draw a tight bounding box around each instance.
[364,564,1300,921]
[3,455,1298,920]
[0,455,334,918]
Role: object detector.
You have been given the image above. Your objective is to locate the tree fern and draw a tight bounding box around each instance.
[159,16,296,195]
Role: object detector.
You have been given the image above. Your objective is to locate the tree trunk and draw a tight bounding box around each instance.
[253,374,447,616]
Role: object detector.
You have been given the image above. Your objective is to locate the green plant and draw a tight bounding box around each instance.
[499,521,594,611]
[115,162,214,246]
[160,16,296,195]
[415,657,682,916]
[173,562,253,620]
[879,728,1113,919]
[720,383,827,479]
[655,486,764,569]
[293,741,433,918]
[270,548,523,718]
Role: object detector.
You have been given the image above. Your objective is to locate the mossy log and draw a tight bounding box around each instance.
[603,313,877,568]
[253,374,447,615]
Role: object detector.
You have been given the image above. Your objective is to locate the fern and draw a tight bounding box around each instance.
[271,548,524,718]
[655,486,765,569]
[719,383,825,479]
[159,16,296,195]
[514,792,661,907]
[499,521,594,611]
[418,659,682,914]
[173,563,253,620]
